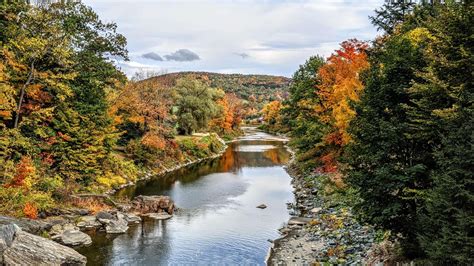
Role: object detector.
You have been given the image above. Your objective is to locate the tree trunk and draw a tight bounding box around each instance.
[14,62,34,129]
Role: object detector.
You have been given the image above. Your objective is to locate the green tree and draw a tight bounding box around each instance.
[280,56,327,169]
[174,77,223,135]
[345,17,432,258]
[411,3,474,264]
[346,1,472,260]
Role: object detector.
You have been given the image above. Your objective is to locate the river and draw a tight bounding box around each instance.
[77,129,293,265]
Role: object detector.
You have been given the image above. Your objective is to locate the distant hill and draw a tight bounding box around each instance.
[146,71,291,103]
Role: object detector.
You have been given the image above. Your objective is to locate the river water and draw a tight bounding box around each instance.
[78,129,293,265]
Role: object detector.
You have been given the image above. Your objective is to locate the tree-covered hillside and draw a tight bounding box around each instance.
[146,72,290,114]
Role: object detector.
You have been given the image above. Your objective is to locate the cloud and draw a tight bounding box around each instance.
[84,0,383,77]
[163,49,200,62]
[234,52,250,59]
[142,52,164,61]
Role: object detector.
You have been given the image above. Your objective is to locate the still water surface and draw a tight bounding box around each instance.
[78,130,293,265]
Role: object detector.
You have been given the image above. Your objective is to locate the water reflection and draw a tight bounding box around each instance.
[78,131,293,265]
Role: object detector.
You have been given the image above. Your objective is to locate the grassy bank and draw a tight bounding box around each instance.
[0,133,226,218]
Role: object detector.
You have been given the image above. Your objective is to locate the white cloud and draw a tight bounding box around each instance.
[84,0,384,77]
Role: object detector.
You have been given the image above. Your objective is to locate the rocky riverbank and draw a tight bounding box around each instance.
[267,164,376,265]
[0,195,176,265]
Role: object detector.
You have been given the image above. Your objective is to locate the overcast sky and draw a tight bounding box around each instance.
[83,0,384,77]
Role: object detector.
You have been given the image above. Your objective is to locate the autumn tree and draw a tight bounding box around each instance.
[209,91,232,134]
[0,1,134,209]
[209,92,244,134]
[115,79,174,148]
[317,39,369,146]
[261,100,282,132]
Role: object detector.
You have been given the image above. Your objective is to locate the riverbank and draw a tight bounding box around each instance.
[105,133,228,195]
[0,133,229,265]
[267,163,377,265]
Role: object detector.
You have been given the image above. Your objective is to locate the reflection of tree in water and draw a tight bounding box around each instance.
[77,220,174,265]
[115,141,289,199]
[263,148,290,164]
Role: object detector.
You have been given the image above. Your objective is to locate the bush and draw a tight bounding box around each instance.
[0,187,54,218]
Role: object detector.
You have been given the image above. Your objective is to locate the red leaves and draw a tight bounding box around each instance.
[317,151,338,174]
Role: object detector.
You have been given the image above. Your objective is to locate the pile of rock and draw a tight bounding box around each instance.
[0,194,177,265]
[267,165,376,265]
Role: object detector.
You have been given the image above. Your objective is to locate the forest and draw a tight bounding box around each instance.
[261,1,473,264]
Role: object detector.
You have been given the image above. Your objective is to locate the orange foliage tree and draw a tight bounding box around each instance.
[113,78,174,150]
[317,39,369,145]
[4,156,35,188]
[209,92,244,134]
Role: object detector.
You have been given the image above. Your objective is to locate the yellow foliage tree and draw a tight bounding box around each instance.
[317,39,369,144]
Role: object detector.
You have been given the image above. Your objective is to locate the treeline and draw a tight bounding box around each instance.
[147,71,290,119]
[262,1,472,264]
[0,2,240,217]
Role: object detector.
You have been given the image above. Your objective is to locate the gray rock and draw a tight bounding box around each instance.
[3,230,86,265]
[49,223,78,236]
[58,230,92,246]
[0,224,19,264]
[288,217,313,226]
[49,223,91,247]
[96,211,115,224]
[76,216,101,229]
[0,224,17,248]
[144,213,173,220]
[123,213,141,224]
[0,216,49,234]
[256,204,267,209]
[105,213,128,234]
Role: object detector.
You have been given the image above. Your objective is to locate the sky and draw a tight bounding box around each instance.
[83,0,384,77]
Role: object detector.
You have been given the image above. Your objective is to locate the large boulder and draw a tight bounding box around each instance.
[131,195,175,214]
[0,216,49,234]
[2,226,86,265]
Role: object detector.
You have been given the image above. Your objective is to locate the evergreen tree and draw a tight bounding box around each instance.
[345,16,432,257]
[412,3,474,263]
